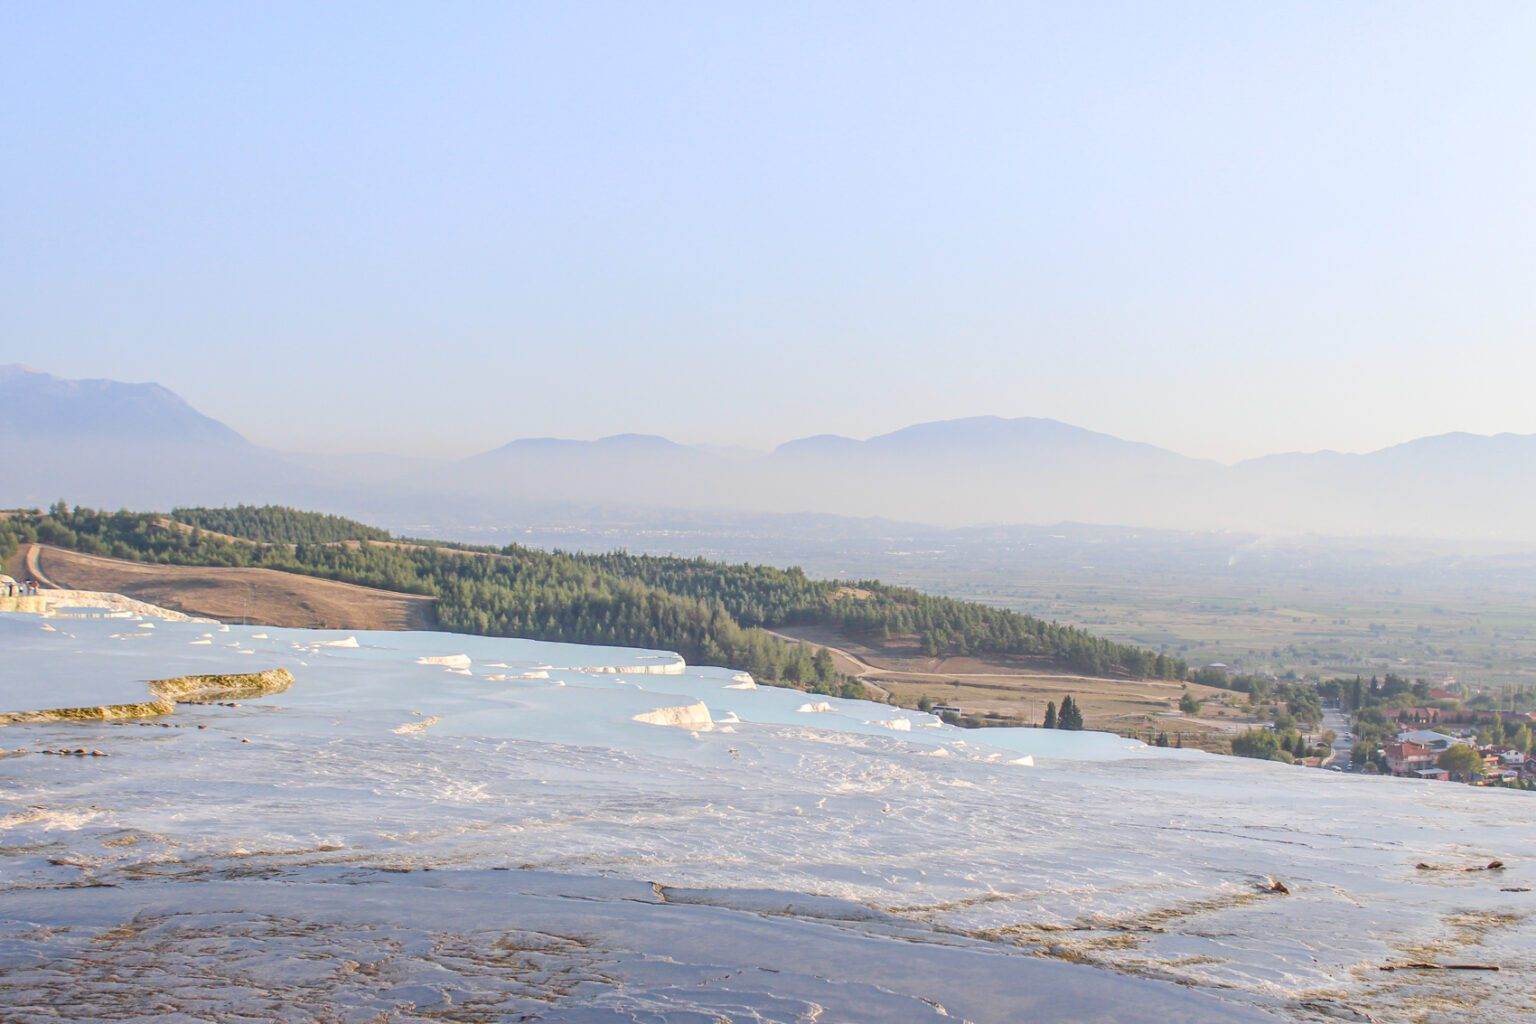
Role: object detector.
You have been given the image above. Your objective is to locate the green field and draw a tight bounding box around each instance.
[928,576,1536,691]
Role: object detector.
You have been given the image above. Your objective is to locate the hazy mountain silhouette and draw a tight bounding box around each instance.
[1224,432,1536,538]
[0,365,248,445]
[776,416,1205,465]
[0,365,303,509]
[3,366,1534,541]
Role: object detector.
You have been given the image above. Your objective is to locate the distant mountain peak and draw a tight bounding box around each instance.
[593,433,686,448]
[772,415,1209,469]
[469,431,695,463]
[0,365,248,446]
[771,433,861,457]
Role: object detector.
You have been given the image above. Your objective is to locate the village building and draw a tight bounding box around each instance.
[1384,740,1437,776]
[1389,706,1443,725]
[1395,729,1464,751]
[1383,730,1471,777]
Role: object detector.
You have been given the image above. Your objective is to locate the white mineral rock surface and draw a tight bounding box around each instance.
[1,605,1532,1023]
[632,700,715,730]
[416,653,472,669]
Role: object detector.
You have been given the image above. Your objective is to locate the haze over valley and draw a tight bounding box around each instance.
[7,363,1536,542]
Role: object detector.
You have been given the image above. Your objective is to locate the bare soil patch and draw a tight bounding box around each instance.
[30,546,435,631]
[771,624,1256,751]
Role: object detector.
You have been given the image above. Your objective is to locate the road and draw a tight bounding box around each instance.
[24,544,59,589]
[762,630,892,699]
[1322,706,1353,770]
[763,628,1176,690]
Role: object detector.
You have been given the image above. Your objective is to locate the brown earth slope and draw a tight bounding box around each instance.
[770,624,1257,751]
[26,545,435,630]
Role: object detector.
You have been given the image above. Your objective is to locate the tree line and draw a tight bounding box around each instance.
[1,505,849,696]
[3,504,1184,697]
[533,550,1186,680]
[171,505,391,544]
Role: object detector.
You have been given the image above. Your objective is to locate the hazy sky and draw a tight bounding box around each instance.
[4,2,1535,462]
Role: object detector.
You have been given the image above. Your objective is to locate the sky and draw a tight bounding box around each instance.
[4,2,1535,463]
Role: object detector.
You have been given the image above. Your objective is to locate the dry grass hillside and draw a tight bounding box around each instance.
[23,545,435,630]
[772,624,1257,751]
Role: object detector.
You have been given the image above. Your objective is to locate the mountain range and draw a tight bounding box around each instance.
[3,364,1533,542]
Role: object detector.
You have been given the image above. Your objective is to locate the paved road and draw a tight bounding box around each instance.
[1322,706,1353,770]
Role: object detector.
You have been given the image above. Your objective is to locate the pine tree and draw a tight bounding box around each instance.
[1043,701,1058,729]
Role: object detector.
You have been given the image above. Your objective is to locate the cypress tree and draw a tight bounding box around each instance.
[1043,701,1058,729]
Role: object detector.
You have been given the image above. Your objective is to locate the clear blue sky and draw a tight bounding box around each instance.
[4,2,1534,461]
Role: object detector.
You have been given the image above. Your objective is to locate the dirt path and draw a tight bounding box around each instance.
[766,624,1253,749]
[762,629,892,698]
[764,629,880,676]
[24,544,58,589]
[764,627,1171,690]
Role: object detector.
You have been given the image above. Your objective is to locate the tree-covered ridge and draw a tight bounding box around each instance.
[565,551,1186,679]
[3,504,1183,692]
[171,505,391,544]
[1,507,849,696]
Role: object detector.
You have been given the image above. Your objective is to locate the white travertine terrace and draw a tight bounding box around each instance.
[1,598,1532,1023]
